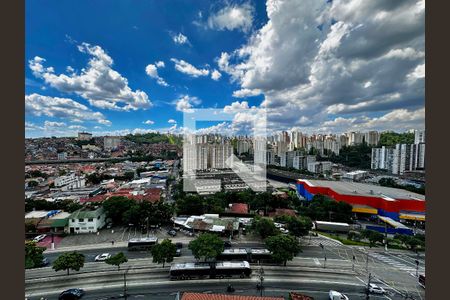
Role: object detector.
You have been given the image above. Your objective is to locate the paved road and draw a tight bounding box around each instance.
[26,265,395,300]
[29,236,425,300]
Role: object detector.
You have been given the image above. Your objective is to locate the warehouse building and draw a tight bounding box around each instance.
[296,179,425,222]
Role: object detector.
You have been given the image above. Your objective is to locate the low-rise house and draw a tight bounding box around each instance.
[69,207,106,233]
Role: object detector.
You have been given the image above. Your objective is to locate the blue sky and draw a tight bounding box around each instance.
[25,0,425,138]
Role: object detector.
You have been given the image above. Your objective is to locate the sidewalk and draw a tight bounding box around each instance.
[44,235,265,253]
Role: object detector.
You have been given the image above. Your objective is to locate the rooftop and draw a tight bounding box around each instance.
[181,293,284,300]
[299,179,425,201]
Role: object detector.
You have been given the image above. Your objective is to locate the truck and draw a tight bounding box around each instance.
[314,221,351,233]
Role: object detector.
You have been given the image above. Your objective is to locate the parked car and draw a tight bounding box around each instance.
[58,288,85,300]
[329,290,349,300]
[175,242,183,249]
[175,248,182,257]
[368,283,386,294]
[224,241,232,248]
[40,257,50,267]
[167,229,177,237]
[33,234,47,243]
[94,253,111,262]
[106,223,113,229]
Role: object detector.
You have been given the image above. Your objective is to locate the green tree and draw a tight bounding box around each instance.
[265,234,301,266]
[102,196,135,225]
[105,252,128,270]
[188,233,224,262]
[28,180,39,187]
[283,216,312,237]
[151,239,177,267]
[361,230,384,247]
[52,251,85,275]
[25,241,45,269]
[251,217,278,239]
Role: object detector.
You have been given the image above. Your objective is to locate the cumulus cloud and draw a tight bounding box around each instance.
[175,95,201,113]
[207,3,254,33]
[143,120,155,125]
[25,93,111,125]
[232,88,262,98]
[211,69,222,81]
[28,43,152,111]
[172,33,190,45]
[168,119,177,124]
[145,62,169,86]
[171,58,209,77]
[217,0,425,133]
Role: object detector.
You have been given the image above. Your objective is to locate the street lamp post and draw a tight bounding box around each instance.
[352,255,356,271]
[415,259,419,277]
[366,250,369,272]
[257,267,265,297]
[366,272,372,300]
[123,266,131,299]
[319,243,326,268]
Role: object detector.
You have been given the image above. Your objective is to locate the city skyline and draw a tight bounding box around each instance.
[26,0,425,138]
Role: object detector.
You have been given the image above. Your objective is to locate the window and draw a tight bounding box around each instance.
[88,226,94,229]
[72,219,75,222]
[97,215,101,219]
[88,218,93,222]
[79,218,84,222]
[75,227,80,230]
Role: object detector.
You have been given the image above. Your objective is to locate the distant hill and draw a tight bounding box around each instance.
[378,132,414,147]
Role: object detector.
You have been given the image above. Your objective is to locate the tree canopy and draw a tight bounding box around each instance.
[105,252,128,270]
[151,239,177,267]
[188,233,224,262]
[296,194,353,223]
[251,217,279,239]
[265,234,301,266]
[52,251,85,275]
[274,215,312,237]
[25,241,45,269]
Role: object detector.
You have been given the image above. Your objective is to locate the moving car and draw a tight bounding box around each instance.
[224,241,232,248]
[94,253,111,261]
[329,290,349,300]
[368,283,386,294]
[175,248,182,257]
[168,229,177,237]
[33,234,47,242]
[175,242,183,249]
[58,288,85,300]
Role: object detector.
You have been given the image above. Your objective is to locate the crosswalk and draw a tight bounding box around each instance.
[369,252,424,273]
[302,236,343,247]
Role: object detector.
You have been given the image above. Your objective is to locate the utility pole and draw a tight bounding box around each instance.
[366,272,372,299]
[415,259,419,277]
[366,250,369,272]
[319,243,326,268]
[257,267,265,297]
[352,255,356,271]
[384,221,388,251]
[123,266,131,299]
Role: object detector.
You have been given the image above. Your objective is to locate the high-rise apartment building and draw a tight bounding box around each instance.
[414,130,425,144]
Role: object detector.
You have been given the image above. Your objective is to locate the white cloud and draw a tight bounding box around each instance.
[216,0,424,132]
[155,61,165,68]
[68,125,87,130]
[211,69,222,81]
[143,120,155,125]
[223,101,250,113]
[175,95,201,113]
[172,33,190,45]
[171,58,209,77]
[232,88,262,98]
[25,93,111,125]
[29,43,152,111]
[207,3,254,33]
[168,119,177,124]
[145,63,169,86]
